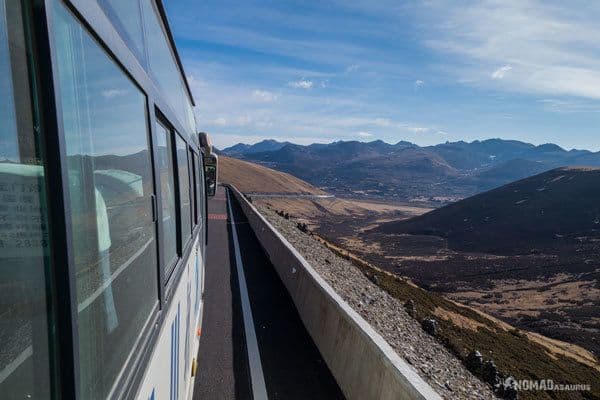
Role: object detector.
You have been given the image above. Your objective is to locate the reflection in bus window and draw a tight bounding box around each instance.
[176,135,192,246]
[51,1,158,398]
[156,121,178,274]
[0,0,53,397]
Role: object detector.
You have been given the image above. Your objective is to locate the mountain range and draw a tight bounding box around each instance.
[221,138,600,202]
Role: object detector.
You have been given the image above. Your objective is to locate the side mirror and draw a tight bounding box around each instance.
[198,132,218,197]
[204,154,218,197]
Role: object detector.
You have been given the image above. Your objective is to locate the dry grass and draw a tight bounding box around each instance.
[254,197,429,227]
[219,156,325,194]
[344,199,432,214]
[450,276,600,320]
[433,306,487,332]
[444,298,600,371]
[525,331,600,371]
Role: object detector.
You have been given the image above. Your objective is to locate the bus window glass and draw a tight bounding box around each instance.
[97,0,146,66]
[176,135,191,245]
[193,152,202,225]
[189,150,196,226]
[156,121,177,272]
[0,0,16,157]
[0,0,53,397]
[140,0,194,134]
[51,2,158,398]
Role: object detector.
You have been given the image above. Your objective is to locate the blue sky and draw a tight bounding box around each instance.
[164,0,600,150]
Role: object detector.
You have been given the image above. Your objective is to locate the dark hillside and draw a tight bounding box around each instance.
[377,167,600,254]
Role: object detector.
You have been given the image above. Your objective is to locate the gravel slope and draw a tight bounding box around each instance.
[257,205,498,400]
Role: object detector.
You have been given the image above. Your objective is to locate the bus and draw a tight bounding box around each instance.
[0,0,215,399]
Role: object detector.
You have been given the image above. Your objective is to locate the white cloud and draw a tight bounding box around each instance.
[491,65,512,80]
[374,118,392,127]
[212,117,228,126]
[252,89,278,102]
[406,126,431,134]
[539,98,600,114]
[101,88,128,98]
[357,131,373,138]
[209,115,270,128]
[288,79,314,89]
[346,64,360,72]
[414,79,425,89]
[423,0,600,99]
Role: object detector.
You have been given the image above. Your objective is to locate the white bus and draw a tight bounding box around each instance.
[0,0,215,398]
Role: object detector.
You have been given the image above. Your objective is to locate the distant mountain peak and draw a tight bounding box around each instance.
[536,143,565,152]
[222,139,291,155]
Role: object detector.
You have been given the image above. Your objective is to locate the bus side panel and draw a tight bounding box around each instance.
[135,237,205,400]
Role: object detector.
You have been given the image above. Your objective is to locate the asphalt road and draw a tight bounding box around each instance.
[193,187,344,400]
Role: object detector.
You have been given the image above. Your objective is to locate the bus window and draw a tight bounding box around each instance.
[176,135,192,246]
[0,0,53,397]
[156,121,178,274]
[192,152,202,226]
[189,149,196,227]
[51,1,158,398]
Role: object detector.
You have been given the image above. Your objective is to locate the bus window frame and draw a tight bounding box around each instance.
[154,113,180,285]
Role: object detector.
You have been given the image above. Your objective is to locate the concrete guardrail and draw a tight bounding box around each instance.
[228,185,442,400]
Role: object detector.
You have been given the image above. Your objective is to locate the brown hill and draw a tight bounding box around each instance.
[219,155,325,194]
[220,156,429,224]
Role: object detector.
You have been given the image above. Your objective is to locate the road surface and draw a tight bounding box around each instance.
[194,186,344,400]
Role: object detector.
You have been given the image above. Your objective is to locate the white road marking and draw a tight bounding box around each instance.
[77,238,153,313]
[0,345,33,384]
[226,189,269,400]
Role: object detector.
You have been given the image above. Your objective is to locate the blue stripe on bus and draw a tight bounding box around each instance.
[177,303,180,399]
[170,304,181,400]
[170,317,174,400]
[149,389,155,400]
[195,254,200,312]
[185,283,191,380]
